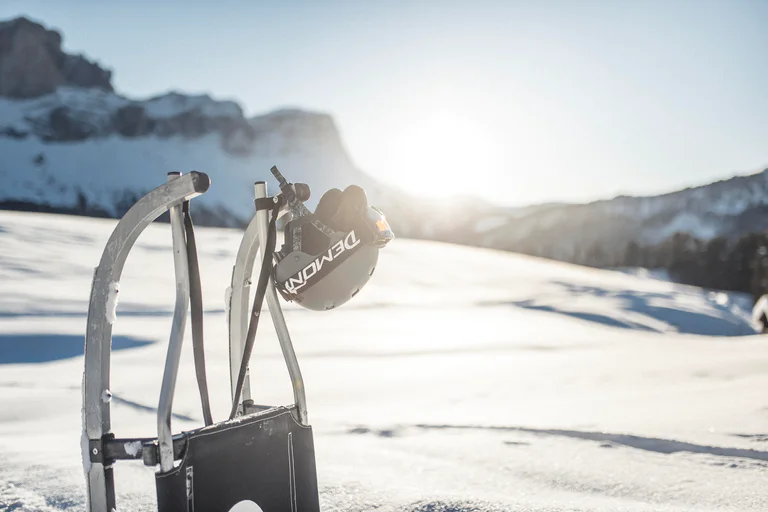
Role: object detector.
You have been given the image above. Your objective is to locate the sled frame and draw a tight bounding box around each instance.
[82,172,209,512]
[227,181,308,424]
[83,174,312,511]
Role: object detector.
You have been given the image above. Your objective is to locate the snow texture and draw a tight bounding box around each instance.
[105,281,119,325]
[80,373,91,478]
[225,285,233,328]
[0,211,766,511]
[140,92,241,119]
[123,441,142,458]
[752,294,768,329]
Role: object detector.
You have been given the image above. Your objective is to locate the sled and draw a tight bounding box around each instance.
[82,171,320,511]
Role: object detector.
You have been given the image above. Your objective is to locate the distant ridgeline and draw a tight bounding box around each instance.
[0,17,377,227]
[413,170,768,300]
[2,16,767,298]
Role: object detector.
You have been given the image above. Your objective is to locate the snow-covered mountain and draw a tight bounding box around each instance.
[2,15,768,282]
[462,170,768,268]
[0,17,379,226]
[0,86,375,225]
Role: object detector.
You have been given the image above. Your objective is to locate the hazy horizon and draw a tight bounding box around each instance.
[1,0,767,207]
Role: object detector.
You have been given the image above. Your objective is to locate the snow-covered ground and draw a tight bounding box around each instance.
[0,210,766,511]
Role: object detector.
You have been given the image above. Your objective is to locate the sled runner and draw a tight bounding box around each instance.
[82,168,393,511]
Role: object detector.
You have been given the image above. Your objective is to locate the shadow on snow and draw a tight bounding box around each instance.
[350,424,768,462]
[502,281,754,336]
[0,333,153,364]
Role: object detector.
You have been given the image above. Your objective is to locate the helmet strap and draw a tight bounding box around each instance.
[229,200,280,419]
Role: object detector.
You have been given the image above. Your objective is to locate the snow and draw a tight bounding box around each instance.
[105,282,119,325]
[752,294,768,329]
[601,172,768,226]
[0,87,131,137]
[0,88,368,225]
[80,374,91,476]
[224,285,232,328]
[616,267,673,282]
[647,212,720,244]
[0,132,364,221]
[0,210,767,511]
[140,92,242,119]
[123,441,142,458]
[0,88,239,133]
[0,94,371,227]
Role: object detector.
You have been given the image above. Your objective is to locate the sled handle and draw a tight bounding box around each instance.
[83,171,209,512]
[227,181,309,424]
[157,172,192,472]
[257,183,309,425]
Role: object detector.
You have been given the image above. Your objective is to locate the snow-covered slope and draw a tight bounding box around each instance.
[0,86,377,226]
[1,211,767,511]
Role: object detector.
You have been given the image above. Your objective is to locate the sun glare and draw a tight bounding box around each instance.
[394,111,499,199]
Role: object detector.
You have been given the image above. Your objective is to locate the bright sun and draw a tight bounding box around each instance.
[392,111,500,199]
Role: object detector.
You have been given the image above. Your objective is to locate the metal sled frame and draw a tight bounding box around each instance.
[83,172,209,511]
[82,173,314,511]
[227,181,308,423]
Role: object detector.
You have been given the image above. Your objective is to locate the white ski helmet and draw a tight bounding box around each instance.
[273,184,394,311]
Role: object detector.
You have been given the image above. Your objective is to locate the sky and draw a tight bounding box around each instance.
[1,0,767,206]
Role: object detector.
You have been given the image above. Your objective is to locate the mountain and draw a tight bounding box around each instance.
[2,15,768,295]
[0,17,380,226]
[404,169,768,298]
[0,16,112,98]
[463,170,768,265]
[405,169,767,296]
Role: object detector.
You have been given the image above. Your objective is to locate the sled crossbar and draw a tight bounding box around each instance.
[83,171,209,512]
[90,435,187,465]
[92,403,299,466]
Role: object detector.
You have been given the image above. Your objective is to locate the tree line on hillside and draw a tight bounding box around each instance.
[406,215,768,303]
[619,232,768,301]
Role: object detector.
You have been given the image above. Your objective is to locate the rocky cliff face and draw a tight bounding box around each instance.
[0,16,379,227]
[0,83,371,226]
[0,17,355,160]
[0,17,112,99]
[0,86,359,168]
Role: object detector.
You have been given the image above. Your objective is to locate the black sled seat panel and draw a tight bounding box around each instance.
[156,407,320,512]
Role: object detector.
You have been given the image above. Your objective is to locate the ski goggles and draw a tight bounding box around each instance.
[359,205,394,248]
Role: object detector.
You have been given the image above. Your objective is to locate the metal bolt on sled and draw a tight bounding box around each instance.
[82,167,394,511]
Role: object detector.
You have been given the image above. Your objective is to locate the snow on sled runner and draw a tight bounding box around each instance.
[82,168,393,511]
